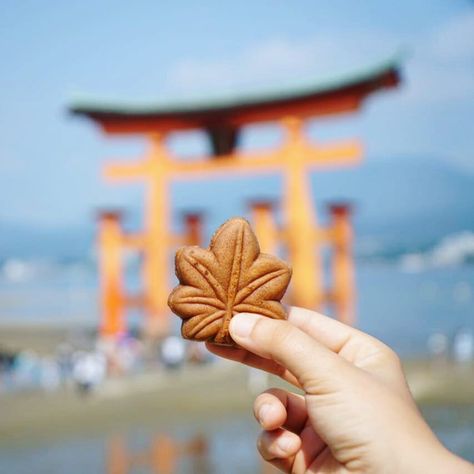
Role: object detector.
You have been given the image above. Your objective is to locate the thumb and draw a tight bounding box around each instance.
[230,313,353,393]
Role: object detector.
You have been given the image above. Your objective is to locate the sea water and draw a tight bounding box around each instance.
[0,260,473,470]
[0,259,472,358]
[0,407,473,473]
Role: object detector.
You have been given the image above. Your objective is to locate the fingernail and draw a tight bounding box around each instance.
[230,313,259,339]
[278,436,295,452]
[258,403,271,423]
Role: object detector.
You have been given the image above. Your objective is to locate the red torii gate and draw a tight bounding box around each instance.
[71,58,400,339]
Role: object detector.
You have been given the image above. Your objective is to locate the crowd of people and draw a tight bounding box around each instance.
[0,327,472,397]
[0,334,210,396]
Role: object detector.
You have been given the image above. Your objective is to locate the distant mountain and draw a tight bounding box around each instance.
[174,154,474,247]
[310,155,474,248]
[1,156,473,260]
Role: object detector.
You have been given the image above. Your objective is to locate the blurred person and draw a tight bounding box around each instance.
[116,335,143,373]
[95,337,121,375]
[13,350,40,390]
[0,348,16,372]
[72,350,106,396]
[427,332,448,360]
[0,349,17,392]
[55,342,74,385]
[39,356,60,392]
[160,335,185,369]
[453,327,474,364]
[208,307,474,473]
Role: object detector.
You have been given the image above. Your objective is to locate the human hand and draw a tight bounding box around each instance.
[207,307,473,473]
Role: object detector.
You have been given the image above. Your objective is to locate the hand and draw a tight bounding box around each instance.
[207,307,473,473]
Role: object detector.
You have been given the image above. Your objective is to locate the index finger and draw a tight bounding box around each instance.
[287,306,386,356]
[287,307,404,390]
[229,313,354,393]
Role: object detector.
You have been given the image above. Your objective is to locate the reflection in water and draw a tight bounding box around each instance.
[1,406,472,472]
[105,432,278,474]
[106,433,210,474]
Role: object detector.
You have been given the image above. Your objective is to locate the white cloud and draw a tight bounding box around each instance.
[429,11,474,62]
[165,12,474,108]
[401,60,474,104]
[163,14,474,173]
[401,11,474,105]
[165,32,400,98]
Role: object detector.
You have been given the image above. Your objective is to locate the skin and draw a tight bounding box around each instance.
[207,306,474,474]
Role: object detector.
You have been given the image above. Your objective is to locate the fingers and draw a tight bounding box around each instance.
[257,428,300,472]
[287,306,388,357]
[258,428,301,460]
[254,388,326,472]
[257,427,326,474]
[205,342,300,387]
[229,313,353,393]
[254,388,307,433]
[207,306,397,389]
[287,308,407,396]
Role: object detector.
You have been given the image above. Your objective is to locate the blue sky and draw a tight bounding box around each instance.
[0,0,473,231]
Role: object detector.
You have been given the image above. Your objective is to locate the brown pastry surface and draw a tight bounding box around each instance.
[168,217,292,345]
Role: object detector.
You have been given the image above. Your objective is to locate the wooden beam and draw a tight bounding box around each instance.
[304,140,362,168]
[103,160,149,181]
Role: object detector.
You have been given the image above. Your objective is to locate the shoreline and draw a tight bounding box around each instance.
[0,323,96,355]
[1,359,473,448]
[1,323,473,449]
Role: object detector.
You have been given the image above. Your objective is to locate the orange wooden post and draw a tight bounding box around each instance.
[183,212,203,246]
[183,435,210,473]
[151,435,178,474]
[106,435,129,474]
[103,133,173,338]
[281,117,322,310]
[249,201,278,255]
[329,203,355,326]
[142,134,172,338]
[98,211,126,339]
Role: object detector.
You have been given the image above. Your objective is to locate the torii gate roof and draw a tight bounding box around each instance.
[69,56,401,135]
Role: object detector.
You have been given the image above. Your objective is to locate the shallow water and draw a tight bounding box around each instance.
[422,405,474,463]
[0,406,472,473]
[0,262,474,355]
[1,262,473,359]
[0,263,473,471]
[356,263,474,356]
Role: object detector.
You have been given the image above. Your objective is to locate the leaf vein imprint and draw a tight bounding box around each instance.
[184,254,226,302]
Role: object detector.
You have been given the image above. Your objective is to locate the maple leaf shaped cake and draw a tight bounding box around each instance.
[168,217,292,345]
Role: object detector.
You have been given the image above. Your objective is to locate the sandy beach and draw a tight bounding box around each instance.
[1,355,473,448]
[1,321,474,470]
[0,324,96,355]
[0,363,253,446]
